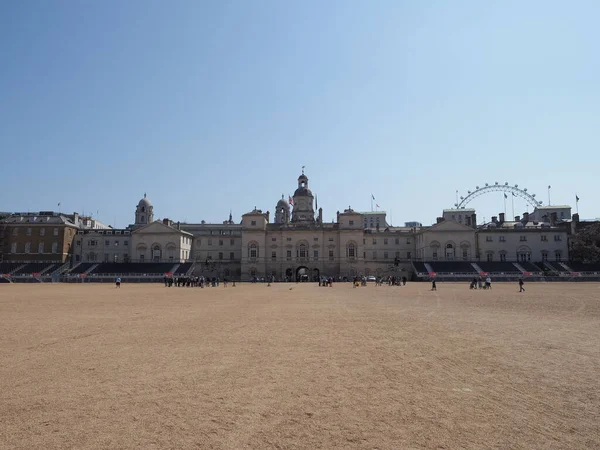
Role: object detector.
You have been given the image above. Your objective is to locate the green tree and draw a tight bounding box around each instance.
[570,223,600,262]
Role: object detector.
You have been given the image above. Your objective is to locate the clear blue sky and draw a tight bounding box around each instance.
[1,0,598,227]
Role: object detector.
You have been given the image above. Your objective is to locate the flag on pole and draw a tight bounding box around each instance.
[371,194,375,200]
[548,185,551,189]
[58,202,61,207]
[504,193,507,199]
[576,195,580,202]
[376,204,380,208]
[288,196,294,206]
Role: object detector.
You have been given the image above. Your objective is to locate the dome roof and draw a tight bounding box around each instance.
[293,187,313,197]
[138,193,152,207]
[277,198,289,208]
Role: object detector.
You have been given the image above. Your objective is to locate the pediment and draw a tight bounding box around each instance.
[134,221,188,235]
[424,220,475,233]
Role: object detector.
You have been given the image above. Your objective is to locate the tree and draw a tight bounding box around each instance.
[570,223,600,262]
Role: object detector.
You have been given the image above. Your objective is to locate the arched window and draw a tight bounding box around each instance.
[249,243,258,258]
[298,244,307,258]
[153,245,161,262]
[347,242,356,258]
[141,206,145,213]
[10,243,17,253]
[24,242,31,253]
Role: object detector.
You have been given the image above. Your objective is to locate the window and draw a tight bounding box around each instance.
[114,241,119,247]
[219,252,223,260]
[329,249,334,260]
[271,251,277,260]
[487,253,493,261]
[432,251,437,259]
[500,253,507,262]
[140,254,145,262]
[554,235,562,242]
[10,243,17,253]
[230,239,235,246]
[76,240,81,246]
[363,239,366,245]
[372,239,377,244]
[486,236,493,242]
[313,237,318,241]
[286,237,292,242]
[286,250,292,259]
[407,251,412,259]
[272,237,276,242]
[329,237,334,241]
[229,252,234,260]
[349,220,354,226]
[249,243,258,258]
[555,251,562,261]
[406,239,411,244]
[25,242,31,253]
[395,251,400,258]
[541,235,548,242]
[219,240,223,246]
[250,268,256,277]
[251,220,256,226]
[208,239,212,246]
[541,252,548,261]
[52,242,58,253]
[12,228,18,236]
[462,250,468,260]
[40,228,45,236]
[104,254,109,263]
[89,240,97,247]
[37,242,44,253]
[384,251,388,259]
[26,228,31,236]
[75,255,80,262]
[105,240,110,246]
[394,238,399,245]
[372,251,377,260]
[298,244,307,258]
[499,236,506,242]
[124,241,128,246]
[313,249,318,259]
[384,238,388,245]
[520,236,527,241]
[348,243,356,258]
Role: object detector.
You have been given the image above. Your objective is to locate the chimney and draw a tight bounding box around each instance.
[163,218,170,226]
[73,212,79,226]
[492,216,498,224]
[436,217,444,224]
[515,215,520,222]
[573,213,580,223]
[177,221,181,230]
[499,212,505,224]
[523,212,530,223]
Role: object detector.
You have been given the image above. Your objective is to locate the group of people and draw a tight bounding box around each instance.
[469,276,493,290]
[163,275,231,288]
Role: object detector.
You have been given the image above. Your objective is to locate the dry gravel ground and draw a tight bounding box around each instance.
[0,282,599,450]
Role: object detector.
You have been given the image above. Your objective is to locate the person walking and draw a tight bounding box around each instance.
[431,279,437,291]
[519,277,525,292]
[115,277,121,288]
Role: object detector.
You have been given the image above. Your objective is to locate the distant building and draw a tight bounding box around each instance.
[361,212,388,230]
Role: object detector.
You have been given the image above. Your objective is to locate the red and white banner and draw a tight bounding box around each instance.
[480,272,488,276]
[429,272,437,277]
[523,271,531,276]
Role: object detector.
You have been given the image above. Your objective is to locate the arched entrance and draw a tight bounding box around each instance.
[296,266,309,282]
[285,268,293,281]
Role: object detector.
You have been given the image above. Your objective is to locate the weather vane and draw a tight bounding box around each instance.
[302,165,305,175]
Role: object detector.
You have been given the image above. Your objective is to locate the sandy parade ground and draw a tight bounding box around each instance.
[0,281,598,450]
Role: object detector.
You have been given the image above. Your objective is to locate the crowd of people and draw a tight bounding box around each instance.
[163,275,231,288]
